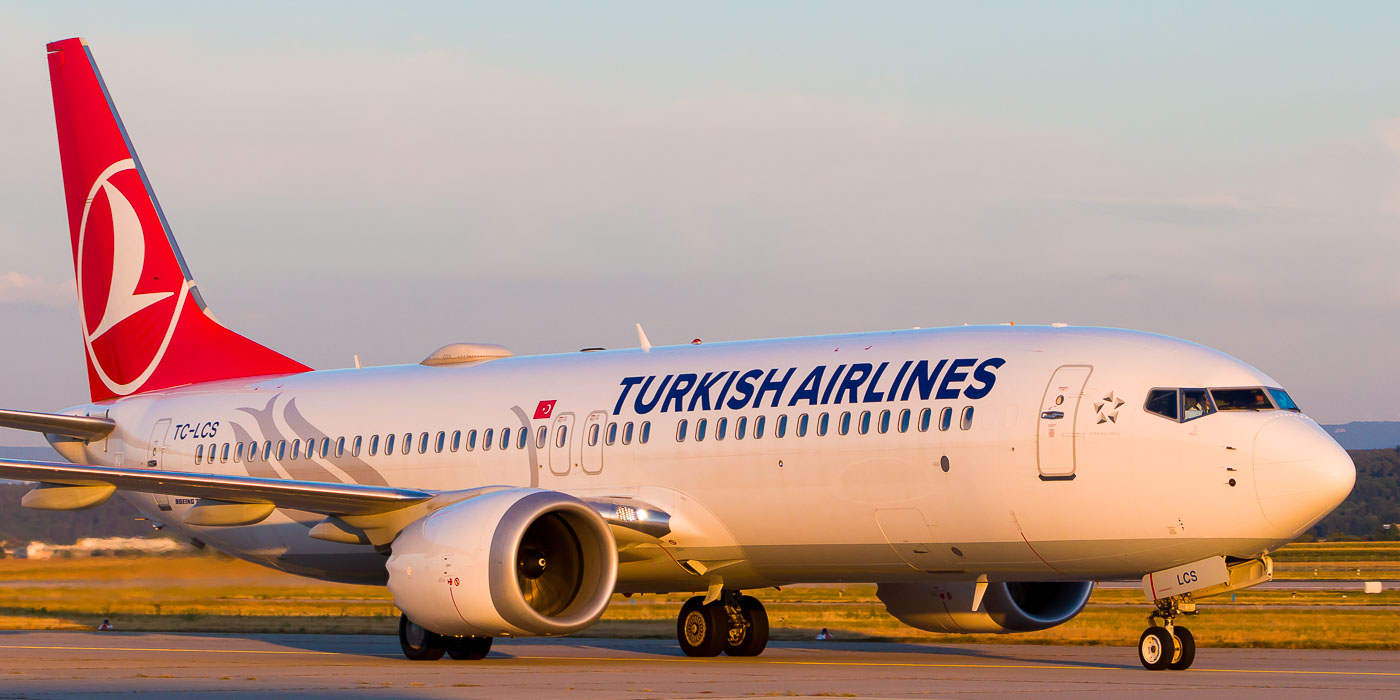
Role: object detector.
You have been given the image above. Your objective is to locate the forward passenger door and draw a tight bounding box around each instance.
[1037,365,1092,480]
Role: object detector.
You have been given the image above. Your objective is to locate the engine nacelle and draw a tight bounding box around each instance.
[386,488,618,637]
[877,580,1093,634]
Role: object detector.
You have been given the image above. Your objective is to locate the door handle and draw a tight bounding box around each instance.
[1040,411,1064,420]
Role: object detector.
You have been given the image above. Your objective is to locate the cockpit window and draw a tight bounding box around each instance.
[1145,389,1178,420]
[1268,388,1300,412]
[1181,389,1214,421]
[1211,388,1273,411]
[1146,385,1299,423]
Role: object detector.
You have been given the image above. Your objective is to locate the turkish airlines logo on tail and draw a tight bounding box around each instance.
[534,400,557,419]
[77,159,187,396]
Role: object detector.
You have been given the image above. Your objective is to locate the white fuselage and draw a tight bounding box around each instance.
[64,325,1353,590]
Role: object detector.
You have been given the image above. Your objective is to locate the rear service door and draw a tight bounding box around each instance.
[1037,365,1091,480]
[147,418,172,510]
[580,411,607,475]
[549,413,575,476]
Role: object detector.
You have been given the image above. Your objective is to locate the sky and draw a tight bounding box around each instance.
[2,2,1399,445]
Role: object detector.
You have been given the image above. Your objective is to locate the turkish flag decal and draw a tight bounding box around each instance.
[534,400,557,420]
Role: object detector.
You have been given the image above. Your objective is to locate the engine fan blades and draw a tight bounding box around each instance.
[515,513,584,617]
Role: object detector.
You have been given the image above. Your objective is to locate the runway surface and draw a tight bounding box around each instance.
[0,632,1395,698]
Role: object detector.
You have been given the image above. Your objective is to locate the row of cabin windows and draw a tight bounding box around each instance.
[190,421,654,465]
[674,406,974,443]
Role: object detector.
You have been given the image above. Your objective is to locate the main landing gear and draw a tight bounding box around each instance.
[1137,596,1196,671]
[398,614,493,661]
[677,590,769,657]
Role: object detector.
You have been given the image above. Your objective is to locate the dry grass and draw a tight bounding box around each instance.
[0,548,1396,648]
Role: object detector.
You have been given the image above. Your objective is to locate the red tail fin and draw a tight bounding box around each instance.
[47,38,310,402]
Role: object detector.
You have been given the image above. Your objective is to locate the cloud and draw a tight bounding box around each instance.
[0,272,74,307]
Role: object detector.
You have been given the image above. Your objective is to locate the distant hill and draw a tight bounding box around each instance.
[1322,422,1400,450]
[1314,448,1400,540]
[0,483,158,551]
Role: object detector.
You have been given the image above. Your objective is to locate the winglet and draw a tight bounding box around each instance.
[635,323,652,353]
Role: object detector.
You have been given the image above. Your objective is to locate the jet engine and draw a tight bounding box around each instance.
[386,488,618,637]
[876,580,1093,634]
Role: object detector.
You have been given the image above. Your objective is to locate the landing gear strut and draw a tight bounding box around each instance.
[1138,596,1196,671]
[398,614,493,661]
[676,590,769,657]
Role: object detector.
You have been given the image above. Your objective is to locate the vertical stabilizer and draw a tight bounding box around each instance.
[47,38,310,402]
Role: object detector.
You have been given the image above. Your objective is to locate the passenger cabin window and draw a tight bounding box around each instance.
[499,428,511,451]
[960,406,975,430]
[555,426,567,448]
[234,442,244,463]
[483,428,494,451]
[898,409,911,433]
[878,410,890,434]
[263,441,273,461]
[291,440,301,460]
[695,418,707,442]
[419,432,430,454]
[676,419,688,442]
[858,411,871,435]
[194,444,204,464]
[402,433,413,455]
[919,408,932,432]
[320,437,331,458]
[450,431,461,452]
[588,423,600,447]
[716,417,728,441]
[221,443,231,462]
[537,426,547,448]
[517,428,527,449]
[640,421,651,443]
[939,407,953,431]
[817,412,829,437]
[276,441,286,460]
[797,413,809,437]
[736,416,747,440]
[385,433,396,455]
[776,414,787,438]
[754,415,766,439]
[623,422,634,445]
[838,411,851,436]
[606,422,617,446]
[435,431,446,453]
[369,435,380,456]
[352,436,362,457]
[467,430,477,451]
[336,437,345,458]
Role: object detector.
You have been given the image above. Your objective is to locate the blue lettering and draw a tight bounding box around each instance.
[833,363,872,404]
[962,358,1005,400]
[884,360,912,402]
[726,369,764,410]
[661,373,698,412]
[900,359,948,401]
[820,364,848,404]
[634,374,673,414]
[936,358,977,400]
[752,367,796,408]
[614,376,645,414]
[788,366,826,406]
[713,371,740,410]
[688,371,728,411]
[863,361,889,402]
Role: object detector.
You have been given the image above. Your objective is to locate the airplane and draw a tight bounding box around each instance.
[0,37,1355,671]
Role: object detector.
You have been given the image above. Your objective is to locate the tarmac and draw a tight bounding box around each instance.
[0,632,1396,698]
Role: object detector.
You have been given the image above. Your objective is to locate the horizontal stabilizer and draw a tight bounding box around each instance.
[0,408,115,441]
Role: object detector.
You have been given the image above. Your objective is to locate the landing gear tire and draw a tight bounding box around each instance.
[444,635,493,660]
[723,596,769,657]
[1167,627,1196,671]
[1138,626,1175,671]
[677,596,727,657]
[399,614,445,661]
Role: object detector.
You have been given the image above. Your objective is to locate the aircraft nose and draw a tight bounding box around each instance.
[1253,415,1355,535]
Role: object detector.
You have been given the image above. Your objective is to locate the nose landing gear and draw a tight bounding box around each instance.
[1138,596,1197,671]
[676,590,770,657]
